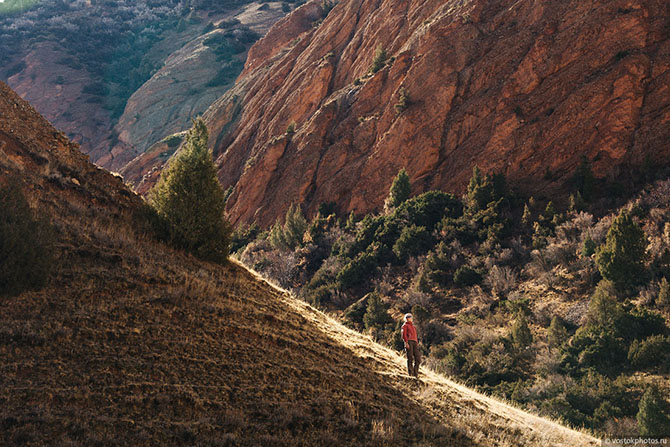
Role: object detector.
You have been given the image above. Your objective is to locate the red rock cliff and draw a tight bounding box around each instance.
[202,0,670,227]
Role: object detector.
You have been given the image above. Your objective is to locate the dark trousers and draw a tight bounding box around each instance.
[406,340,421,377]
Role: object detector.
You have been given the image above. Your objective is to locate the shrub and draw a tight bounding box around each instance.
[150,119,232,263]
[0,179,55,297]
[385,168,411,209]
[566,325,628,373]
[392,224,432,262]
[230,223,260,253]
[363,292,392,332]
[394,87,409,114]
[268,203,307,250]
[511,313,533,349]
[453,265,481,287]
[302,283,332,307]
[637,385,670,437]
[628,335,670,372]
[369,45,387,73]
[394,190,462,231]
[548,316,569,349]
[337,244,379,289]
[423,241,458,286]
[596,209,647,290]
[582,234,597,257]
[485,265,517,298]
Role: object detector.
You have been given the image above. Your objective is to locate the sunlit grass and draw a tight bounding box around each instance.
[0,0,41,15]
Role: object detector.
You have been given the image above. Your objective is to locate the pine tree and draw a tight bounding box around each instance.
[385,168,411,210]
[595,209,647,290]
[268,203,307,250]
[363,292,391,331]
[511,313,533,349]
[548,316,569,348]
[586,280,622,327]
[637,384,670,437]
[0,178,55,296]
[150,118,231,263]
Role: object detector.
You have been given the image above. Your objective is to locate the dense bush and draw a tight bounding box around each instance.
[453,265,481,287]
[385,168,410,209]
[268,203,307,250]
[596,209,648,290]
[637,385,670,437]
[628,335,670,372]
[150,119,231,263]
[392,224,432,262]
[336,244,380,289]
[0,179,55,296]
[369,45,387,73]
[363,292,392,332]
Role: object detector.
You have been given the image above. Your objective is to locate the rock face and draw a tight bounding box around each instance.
[104,2,288,172]
[193,0,670,227]
[3,2,290,171]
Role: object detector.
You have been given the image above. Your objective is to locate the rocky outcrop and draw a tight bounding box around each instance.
[104,2,288,172]
[195,0,670,227]
[4,2,290,172]
[0,81,141,215]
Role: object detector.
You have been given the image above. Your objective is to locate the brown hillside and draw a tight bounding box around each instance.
[181,0,669,227]
[0,82,599,446]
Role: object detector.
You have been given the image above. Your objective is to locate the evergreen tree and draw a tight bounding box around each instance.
[595,209,647,290]
[582,234,597,257]
[369,45,388,73]
[363,292,392,331]
[0,179,55,296]
[586,280,622,327]
[385,168,411,210]
[465,165,487,212]
[268,203,307,250]
[637,384,670,437]
[150,118,231,263]
[511,313,533,349]
[548,316,569,348]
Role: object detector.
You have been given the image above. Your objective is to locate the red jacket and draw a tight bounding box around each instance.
[402,321,418,344]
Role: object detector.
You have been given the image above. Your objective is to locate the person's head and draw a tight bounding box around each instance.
[404,313,413,323]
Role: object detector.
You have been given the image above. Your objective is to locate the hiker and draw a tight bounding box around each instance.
[401,313,421,378]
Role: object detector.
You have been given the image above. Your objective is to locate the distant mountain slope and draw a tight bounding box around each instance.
[186,0,669,226]
[0,82,599,446]
[0,0,292,168]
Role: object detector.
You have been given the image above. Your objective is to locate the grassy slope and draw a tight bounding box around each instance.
[0,82,598,446]
[0,211,599,446]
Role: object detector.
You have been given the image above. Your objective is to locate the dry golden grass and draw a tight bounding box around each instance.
[0,199,601,446]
